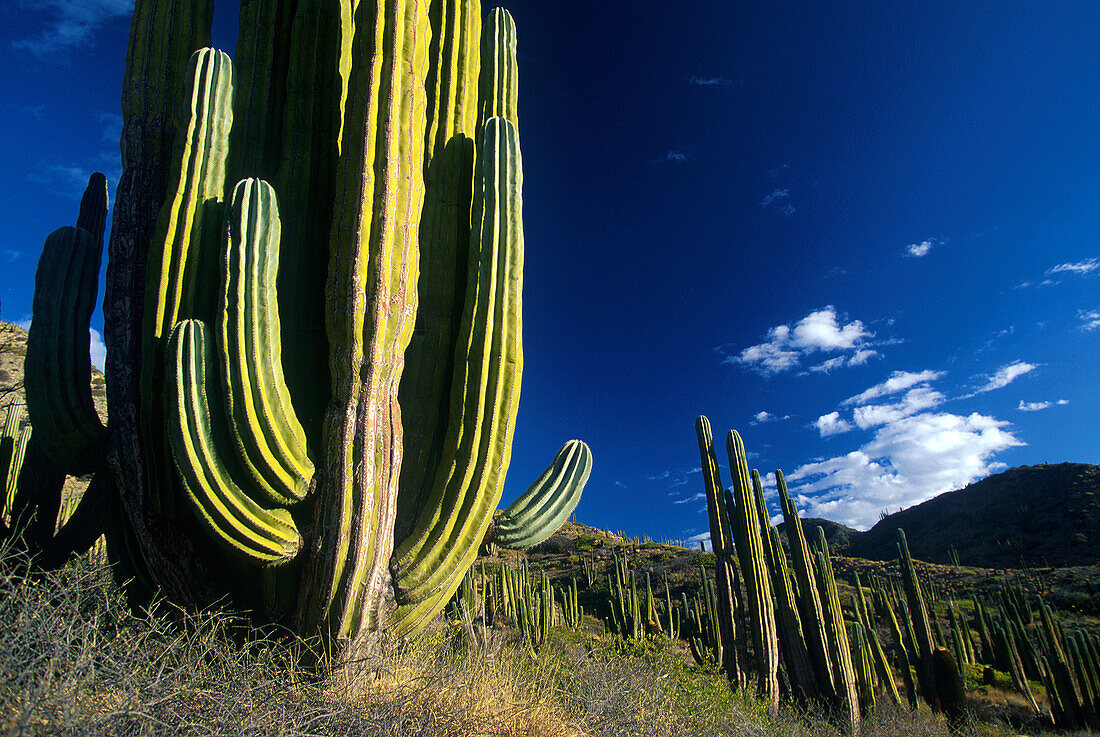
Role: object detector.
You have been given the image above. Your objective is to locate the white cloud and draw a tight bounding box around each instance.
[689,75,733,86]
[968,360,1038,395]
[688,531,712,551]
[814,412,853,437]
[754,411,775,424]
[759,189,789,207]
[843,369,944,406]
[809,349,878,374]
[13,0,132,56]
[89,327,105,371]
[673,492,706,505]
[787,411,1023,529]
[1016,399,1068,412]
[1047,257,1098,276]
[728,307,873,376]
[904,239,939,258]
[852,386,945,429]
[1079,309,1100,331]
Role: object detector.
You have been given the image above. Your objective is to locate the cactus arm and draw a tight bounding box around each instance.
[76,172,109,248]
[725,429,780,713]
[398,0,482,529]
[388,115,523,636]
[219,178,313,505]
[3,423,31,523]
[24,226,108,474]
[813,530,861,734]
[777,469,836,698]
[490,439,592,549]
[167,319,301,564]
[478,7,518,127]
[140,47,234,511]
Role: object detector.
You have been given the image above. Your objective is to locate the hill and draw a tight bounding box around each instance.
[847,462,1100,569]
[775,516,859,553]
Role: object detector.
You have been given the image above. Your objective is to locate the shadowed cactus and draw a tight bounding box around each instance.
[14,0,588,656]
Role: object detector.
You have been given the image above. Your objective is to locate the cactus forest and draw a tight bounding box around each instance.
[1,1,1098,735]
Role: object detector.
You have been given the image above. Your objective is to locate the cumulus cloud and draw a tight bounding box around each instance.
[842,370,945,406]
[89,327,106,371]
[786,411,1023,529]
[852,386,945,429]
[14,0,132,56]
[724,307,873,376]
[752,411,790,425]
[904,239,940,258]
[814,412,853,437]
[1017,399,1068,411]
[688,531,713,552]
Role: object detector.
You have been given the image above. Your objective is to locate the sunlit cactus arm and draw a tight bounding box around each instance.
[777,469,836,699]
[813,528,861,735]
[24,226,107,474]
[2,418,30,523]
[219,178,313,505]
[389,115,523,636]
[140,47,234,511]
[478,7,518,127]
[725,429,780,713]
[490,439,592,549]
[167,319,301,564]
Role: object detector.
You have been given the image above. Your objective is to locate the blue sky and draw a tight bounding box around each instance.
[1,2,1097,544]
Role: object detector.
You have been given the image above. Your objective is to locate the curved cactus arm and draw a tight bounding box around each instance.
[167,319,301,564]
[24,226,108,474]
[219,178,313,505]
[389,115,524,636]
[141,47,234,510]
[0,405,21,497]
[490,439,592,549]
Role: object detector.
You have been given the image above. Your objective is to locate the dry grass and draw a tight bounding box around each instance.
[0,539,1069,736]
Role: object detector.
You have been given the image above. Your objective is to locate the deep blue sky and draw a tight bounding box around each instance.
[2,2,1097,544]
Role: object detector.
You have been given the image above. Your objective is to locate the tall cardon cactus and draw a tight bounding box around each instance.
[15,0,589,655]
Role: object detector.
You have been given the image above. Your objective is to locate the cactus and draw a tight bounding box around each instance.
[897,529,937,708]
[777,469,837,703]
[724,430,780,713]
[489,439,592,549]
[694,416,746,688]
[17,0,589,655]
[1,410,31,524]
[752,469,815,701]
[814,528,861,735]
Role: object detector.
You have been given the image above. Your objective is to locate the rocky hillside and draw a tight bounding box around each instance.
[847,463,1100,569]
